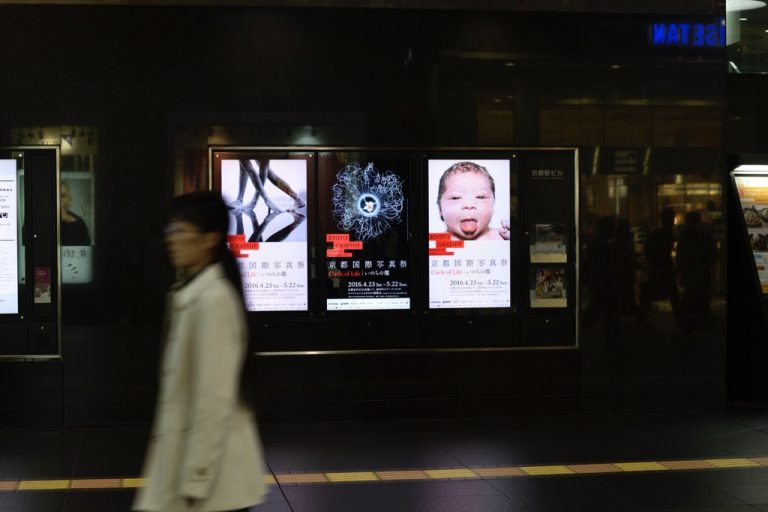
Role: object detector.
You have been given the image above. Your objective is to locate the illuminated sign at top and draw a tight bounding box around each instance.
[650,18,725,48]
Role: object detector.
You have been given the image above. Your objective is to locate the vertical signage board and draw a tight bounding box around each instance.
[319,152,414,312]
[0,146,61,357]
[0,159,19,314]
[732,167,768,318]
[216,154,311,312]
[427,158,512,310]
[519,151,577,347]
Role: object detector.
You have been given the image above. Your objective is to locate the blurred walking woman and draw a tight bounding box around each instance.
[134,192,266,512]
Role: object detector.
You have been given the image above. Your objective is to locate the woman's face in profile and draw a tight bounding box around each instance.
[164,220,210,272]
[438,171,495,240]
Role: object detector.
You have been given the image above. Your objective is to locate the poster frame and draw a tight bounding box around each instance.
[316,149,419,316]
[208,146,579,354]
[0,145,62,360]
[0,158,20,317]
[60,170,96,285]
[423,151,517,315]
[210,148,315,317]
[730,166,768,318]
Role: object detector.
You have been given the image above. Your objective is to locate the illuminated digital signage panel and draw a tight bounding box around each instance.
[0,159,19,314]
[319,153,412,311]
[427,159,511,310]
[220,157,309,312]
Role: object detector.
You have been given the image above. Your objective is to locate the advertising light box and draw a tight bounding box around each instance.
[220,157,309,312]
[60,171,95,284]
[320,154,412,311]
[0,159,19,314]
[427,159,511,309]
[734,173,768,295]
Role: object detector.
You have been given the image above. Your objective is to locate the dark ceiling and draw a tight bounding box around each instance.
[0,0,724,15]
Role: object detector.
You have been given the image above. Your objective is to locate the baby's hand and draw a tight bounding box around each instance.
[499,219,510,240]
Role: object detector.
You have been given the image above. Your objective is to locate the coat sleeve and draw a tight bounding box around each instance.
[179,284,244,499]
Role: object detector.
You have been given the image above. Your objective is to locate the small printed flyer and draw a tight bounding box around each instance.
[530,223,567,263]
[34,267,51,304]
[529,267,567,308]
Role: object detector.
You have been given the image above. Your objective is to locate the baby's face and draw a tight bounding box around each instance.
[438,171,494,240]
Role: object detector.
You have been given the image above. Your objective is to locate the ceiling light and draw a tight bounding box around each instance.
[726,0,766,11]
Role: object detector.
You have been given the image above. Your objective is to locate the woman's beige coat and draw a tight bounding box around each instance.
[134,264,267,512]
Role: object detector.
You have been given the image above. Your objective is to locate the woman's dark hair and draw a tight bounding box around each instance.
[167,191,256,411]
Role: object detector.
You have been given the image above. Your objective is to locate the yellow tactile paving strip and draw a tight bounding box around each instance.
[424,468,478,479]
[3,456,768,491]
[325,471,379,483]
[613,462,669,472]
[520,465,574,475]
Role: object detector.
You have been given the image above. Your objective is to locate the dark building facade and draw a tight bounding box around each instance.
[0,1,730,426]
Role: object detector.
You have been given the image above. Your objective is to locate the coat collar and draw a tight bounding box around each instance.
[171,263,224,310]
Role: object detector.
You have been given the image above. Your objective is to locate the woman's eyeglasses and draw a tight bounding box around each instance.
[163,224,201,236]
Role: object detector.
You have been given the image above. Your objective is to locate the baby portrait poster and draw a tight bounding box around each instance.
[427,159,511,310]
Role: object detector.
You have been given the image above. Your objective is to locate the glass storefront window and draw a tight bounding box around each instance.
[582,173,725,302]
[727,1,768,73]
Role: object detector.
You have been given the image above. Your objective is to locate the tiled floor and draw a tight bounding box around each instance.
[3,410,768,511]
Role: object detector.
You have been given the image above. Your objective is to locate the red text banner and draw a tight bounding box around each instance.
[228,234,260,258]
[326,233,363,258]
[428,233,464,256]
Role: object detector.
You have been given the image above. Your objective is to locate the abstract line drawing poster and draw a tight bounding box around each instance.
[220,157,309,312]
[319,153,412,311]
[427,159,511,310]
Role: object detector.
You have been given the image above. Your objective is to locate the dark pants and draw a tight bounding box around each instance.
[680,274,712,329]
[638,275,680,325]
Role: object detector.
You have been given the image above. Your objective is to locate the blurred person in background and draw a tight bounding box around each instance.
[676,210,718,332]
[637,207,679,327]
[609,218,638,317]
